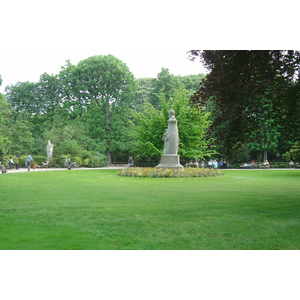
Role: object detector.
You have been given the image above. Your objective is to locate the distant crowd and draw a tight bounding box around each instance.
[185,159,227,169]
[184,159,297,169]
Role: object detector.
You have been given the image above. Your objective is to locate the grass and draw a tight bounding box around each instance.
[1,169,299,249]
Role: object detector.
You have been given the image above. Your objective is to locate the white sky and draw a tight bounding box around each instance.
[1,0,298,93]
[0,0,209,92]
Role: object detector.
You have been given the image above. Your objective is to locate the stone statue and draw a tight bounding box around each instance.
[162,110,179,155]
[155,110,183,169]
[46,140,53,159]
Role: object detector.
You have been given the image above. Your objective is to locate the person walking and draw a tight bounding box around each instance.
[128,157,134,168]
[289,160,295,169]
[25,153,33,171]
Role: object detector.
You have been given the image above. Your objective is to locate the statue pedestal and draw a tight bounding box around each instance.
[155,154,183,169]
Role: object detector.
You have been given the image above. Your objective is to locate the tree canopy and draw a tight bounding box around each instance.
[3,51,299,166]
[59,55,138,164]
[188,50,300,160]
[129,87,215,166]
[1,55,209,167]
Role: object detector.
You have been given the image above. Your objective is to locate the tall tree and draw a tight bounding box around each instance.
[129,87,214,166]
[35,73,64,126]
[134,78,155,111]
[136,71,206,110]
[188,50,300,160]
[0,86,12,158]
[5,81,39,114]
[60,55,137,164]
[245,95,281,161]
[150,68,183,107]
[178,73,206,97]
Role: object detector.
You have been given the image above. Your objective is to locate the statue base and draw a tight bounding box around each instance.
[155,154,183,169]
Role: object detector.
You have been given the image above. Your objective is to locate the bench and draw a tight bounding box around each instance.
[9,162,19,169]
[259,163,270,169]
[64,161,78,170]
[240,164,253,169]
[111,162,127,166]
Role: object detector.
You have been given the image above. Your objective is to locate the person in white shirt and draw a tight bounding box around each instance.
[9,157,19,169]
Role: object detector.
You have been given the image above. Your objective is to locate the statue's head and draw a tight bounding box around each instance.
[168,110,175,117]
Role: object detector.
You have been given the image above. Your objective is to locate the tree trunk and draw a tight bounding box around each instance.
[263,149,268,162]
[106,149,111,165]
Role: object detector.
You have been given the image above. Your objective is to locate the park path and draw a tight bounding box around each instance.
[3,166,126,174]
[3,166,298,174]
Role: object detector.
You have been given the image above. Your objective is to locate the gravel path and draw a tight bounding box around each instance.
[3,166,298,174]
[2,166,126,174]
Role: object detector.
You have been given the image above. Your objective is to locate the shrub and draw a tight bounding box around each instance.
[32,156,47,166]
[1,156,10,168]
[59,140,84,158]
[89,154,107,167]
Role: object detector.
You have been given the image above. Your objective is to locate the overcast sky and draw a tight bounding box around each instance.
[1,0,297,93]
[0,0,209,92]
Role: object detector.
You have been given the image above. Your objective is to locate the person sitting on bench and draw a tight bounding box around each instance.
[65,158,76,170]
[9,157,19,169]
[1,161,8,173]
[41,159,49,167]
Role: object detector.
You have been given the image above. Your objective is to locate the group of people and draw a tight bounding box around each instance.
[208,160,227,169]
[185,159,227,169]
[64,158,77,170]
[0,157,21,172]
[0,153,48,173]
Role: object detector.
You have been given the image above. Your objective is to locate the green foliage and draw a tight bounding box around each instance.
[7,50,299,165]
[15,154,46,167]
[5,81,39,114]
[134,78,155,110]
[35,73,64,125]
[59,55,137,163]
[178,73,206,97]
[88,153,107,167]
[52,150,106,168]
[0,94,12,138]
[172,89,215,159]
[245,95,281,160]
[76,150,106,167]
[227,142,250,164]
[3,55,210,165]
[282,142,300,161]
[150,68,183,107]
[129,87,214,165]
[58,139,84,158]
[7,112,35,155]
[135,73,206,111]
[0,136,10,158]
[130,101,165,159]
[189,50,300,161]
[31,156,47,165]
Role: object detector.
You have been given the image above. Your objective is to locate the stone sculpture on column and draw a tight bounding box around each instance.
[155,110,183,169]
[46,140,53,159]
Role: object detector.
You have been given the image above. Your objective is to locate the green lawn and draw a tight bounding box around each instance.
[1,169,299,249]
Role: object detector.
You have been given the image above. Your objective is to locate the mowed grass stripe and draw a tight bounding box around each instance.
[1,170,299,249]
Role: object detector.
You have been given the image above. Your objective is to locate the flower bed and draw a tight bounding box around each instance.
[117,167,224,178]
